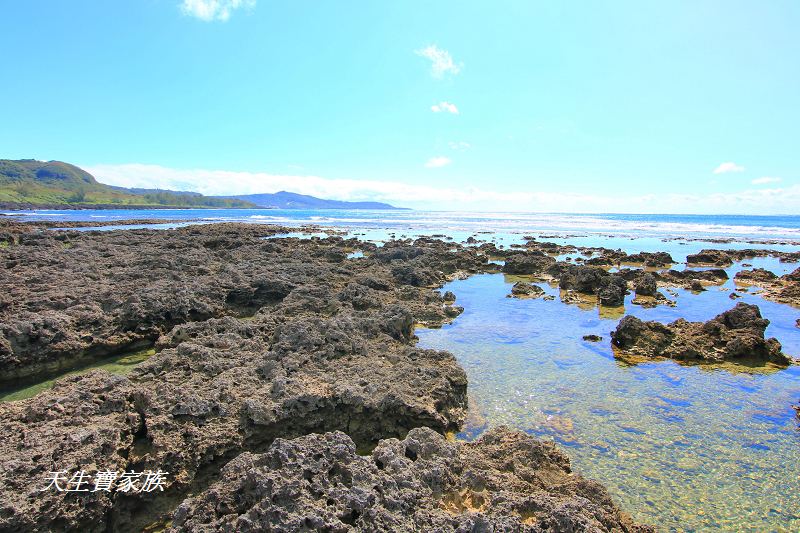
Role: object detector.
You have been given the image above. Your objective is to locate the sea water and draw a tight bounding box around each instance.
[417,267,800,531]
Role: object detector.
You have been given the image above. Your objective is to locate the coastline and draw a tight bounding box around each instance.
[0,217,797,531]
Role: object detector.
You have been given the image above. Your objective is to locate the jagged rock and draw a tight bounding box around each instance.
[611,303,790,365]
[656,268,728,290]
[558,265,606,293]
[502,252,556,275]
[508,282,546,299]
[598,275,628,306]
[0,372,138,533]
[0,222,482,532]
[634,273,658,297]
[734,268,778,283]
[583,334,603,342]
[624,251,673,267]
[169,427,653,533]
[784,267,800,282]
[686,249,733,266]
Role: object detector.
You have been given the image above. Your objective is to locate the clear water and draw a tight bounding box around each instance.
[417,269,800,531]
[0,348,156,402]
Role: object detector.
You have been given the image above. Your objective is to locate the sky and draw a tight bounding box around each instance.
[1,1,799,213]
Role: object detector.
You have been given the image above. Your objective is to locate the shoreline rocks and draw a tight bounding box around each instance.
[508,281,546,299]
[169,426,653,532]
[611,303,790,365]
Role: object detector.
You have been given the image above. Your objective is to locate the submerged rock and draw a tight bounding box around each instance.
[611,303,790,365]
[169,427,653,532]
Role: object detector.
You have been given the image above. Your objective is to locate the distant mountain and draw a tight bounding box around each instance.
[227,191,408,210]
[0,159,257,209]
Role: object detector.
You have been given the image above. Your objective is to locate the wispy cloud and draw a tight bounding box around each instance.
[415,45,461,78]
[180,0,255,22]
[713,162,745,174]
[84,163,800,214]
[424,157,452,168]
[752,176,782,185]
[448,141,471,150]
[431,102,459,114]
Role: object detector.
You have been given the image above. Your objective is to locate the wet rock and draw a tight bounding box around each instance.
[598,275,628,306]
[508,282,546,299]
[784,267,800,282]
[735,268,778,283]
[686,249,733,266]
[558,265,606,293]
[634,273,659,297]
[501,252,556,275]
[583,334,603,342]
[611,303,790,365]
[656,268,728,290]
[624,251,674,267]
[169,427,653,532]
[689,280,706,292]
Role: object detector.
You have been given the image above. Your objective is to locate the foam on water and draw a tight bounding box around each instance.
[8,209,800,241]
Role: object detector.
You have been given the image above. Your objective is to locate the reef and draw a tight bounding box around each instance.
[611,303,790,365]
[170,427,653,532]
[0,220,650,532]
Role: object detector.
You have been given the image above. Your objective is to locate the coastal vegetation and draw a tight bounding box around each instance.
[0,159,257,208]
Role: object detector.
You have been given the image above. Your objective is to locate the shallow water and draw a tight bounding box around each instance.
[0,348,156,402]
[417,271,800,531]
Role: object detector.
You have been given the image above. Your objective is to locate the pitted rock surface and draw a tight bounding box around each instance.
[169,427,653,533]
[611,303,789,365]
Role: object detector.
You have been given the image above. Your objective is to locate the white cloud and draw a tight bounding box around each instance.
[424,157,452,168]
[83,163,800,214]
[448,141,471,150]
[431,102,459,114]
[415,45,461,78]
[751,176,782,185]
[180,0,255,22]
[713,162,745,174]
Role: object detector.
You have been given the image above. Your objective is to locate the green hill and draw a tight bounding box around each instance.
[0,159,256,208]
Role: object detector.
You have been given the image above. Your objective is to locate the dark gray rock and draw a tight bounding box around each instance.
[169,427,653,533]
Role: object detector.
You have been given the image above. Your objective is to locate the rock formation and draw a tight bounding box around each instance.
[611,303,790,365]
[169,427,653,532]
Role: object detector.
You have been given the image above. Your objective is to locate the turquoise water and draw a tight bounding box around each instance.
[417,270,800,531]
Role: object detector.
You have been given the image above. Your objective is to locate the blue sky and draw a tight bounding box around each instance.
[1,1,798,213]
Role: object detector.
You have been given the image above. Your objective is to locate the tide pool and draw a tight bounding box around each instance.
[417,272,800,531]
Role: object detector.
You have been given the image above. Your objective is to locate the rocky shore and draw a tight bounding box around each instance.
[610,302,791,365]
[0,221,655,532]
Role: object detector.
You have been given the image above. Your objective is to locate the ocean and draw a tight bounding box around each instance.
[6,208,800,241]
